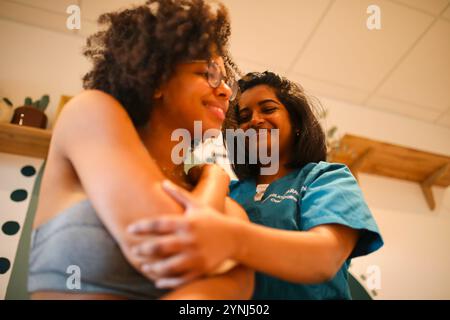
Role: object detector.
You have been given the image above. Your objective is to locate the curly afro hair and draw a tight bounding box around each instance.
[82,0,239,127]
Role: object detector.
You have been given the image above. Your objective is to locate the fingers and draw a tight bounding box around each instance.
[132,234,192,258]
[155,271,202,289]
[141,252,200,281]
[128,180,204,235]
[162,179,200,212]
[127,216,188,235]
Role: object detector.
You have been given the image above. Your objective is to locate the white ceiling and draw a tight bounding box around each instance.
[1,0,449,128]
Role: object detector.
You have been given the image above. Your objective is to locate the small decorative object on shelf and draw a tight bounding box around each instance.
[0,97,14,123]
[54,95,73,126]
[11,95,50,129]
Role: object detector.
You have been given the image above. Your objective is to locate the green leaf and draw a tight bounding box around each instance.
[25,97,32,106]
[39,95,50,111]
[327,126,337,138]
[318,109,328,119]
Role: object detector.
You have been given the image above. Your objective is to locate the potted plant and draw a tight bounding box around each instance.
[0,97,14,123]
[317,108,353,161]
[11,95,49,129]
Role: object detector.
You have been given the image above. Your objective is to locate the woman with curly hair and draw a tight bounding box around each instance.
[129,71,383,300]
[27,0,253,300]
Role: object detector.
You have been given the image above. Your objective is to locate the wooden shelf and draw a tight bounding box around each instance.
[0,124,448,209]
[330,134,450,210]
[0,123,52,159]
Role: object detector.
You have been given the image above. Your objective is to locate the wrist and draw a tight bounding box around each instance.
[227,218,248,262]
[204,164,230,182]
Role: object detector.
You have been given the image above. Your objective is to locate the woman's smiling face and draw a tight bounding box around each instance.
[157,56,233,136]
[237,84,295,163]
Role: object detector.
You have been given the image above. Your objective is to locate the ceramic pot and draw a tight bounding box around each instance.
[11,106,47,129]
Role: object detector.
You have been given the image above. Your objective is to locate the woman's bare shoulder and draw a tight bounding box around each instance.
[51,90,137,151]
[56,90,128,129]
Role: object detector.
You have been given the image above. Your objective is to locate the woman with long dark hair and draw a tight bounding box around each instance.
[130,71,383,299]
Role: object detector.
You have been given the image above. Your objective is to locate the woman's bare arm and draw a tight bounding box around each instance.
[162,196,254,300]
[161,265,253,300]
[231,222,359,284]
[53,91,253,298]
[129,182,358,285]
[187,164,230,212]
[53,90,184,264]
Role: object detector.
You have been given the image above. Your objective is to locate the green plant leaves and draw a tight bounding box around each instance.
[327,126,337,138]
[38,95,50,111]
[22,95,50,111]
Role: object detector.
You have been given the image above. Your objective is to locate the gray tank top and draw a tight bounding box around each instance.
[28,200,167,299]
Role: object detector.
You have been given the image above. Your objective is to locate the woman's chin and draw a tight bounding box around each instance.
[201,117,224,134]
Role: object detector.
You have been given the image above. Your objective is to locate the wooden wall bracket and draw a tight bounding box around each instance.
[420,163,450,210]
[349,147,374,180]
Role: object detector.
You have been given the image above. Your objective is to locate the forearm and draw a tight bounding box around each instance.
[230,221,342,284]
[123,167,230,277]
[100,181,181,235]
[161,265,254,300]
[190,166,230,212]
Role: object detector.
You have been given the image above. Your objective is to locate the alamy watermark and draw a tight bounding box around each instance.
[367,5,381,30]
[171,121,280,175]
[66,4,381,31]
[66,5,81,30]
[66,265,81,290]
[364,265,381,291]
[359,264,382,297]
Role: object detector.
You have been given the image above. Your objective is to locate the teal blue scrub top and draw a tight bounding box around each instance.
[229,161,383,300]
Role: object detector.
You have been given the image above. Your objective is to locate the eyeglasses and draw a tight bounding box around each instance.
[191,60,238,101]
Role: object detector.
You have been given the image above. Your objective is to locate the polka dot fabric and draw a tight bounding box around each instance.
[0,152,43,300]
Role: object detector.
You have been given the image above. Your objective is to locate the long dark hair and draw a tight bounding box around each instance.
[224,71,327,180]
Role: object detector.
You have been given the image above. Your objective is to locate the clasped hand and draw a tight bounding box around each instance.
[127,180,238,289]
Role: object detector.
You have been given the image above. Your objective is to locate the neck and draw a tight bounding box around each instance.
[138,110,191,189]
[255,151,294,185]
[256,164,295,185]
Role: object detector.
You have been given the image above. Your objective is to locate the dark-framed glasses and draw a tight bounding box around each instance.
[192,60,238,101]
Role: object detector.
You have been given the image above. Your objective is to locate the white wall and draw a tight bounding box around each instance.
[321,96,450,299]
[321,96,450,156]
[0,18,89,128]
[1,17,449,299]
[350,173,450,299]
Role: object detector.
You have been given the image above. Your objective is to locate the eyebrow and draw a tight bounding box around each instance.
[258,99,280,106]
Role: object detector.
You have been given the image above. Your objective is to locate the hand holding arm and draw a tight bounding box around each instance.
[130,180,360,285]
[187,164,230,212]
[128,180,242,287]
